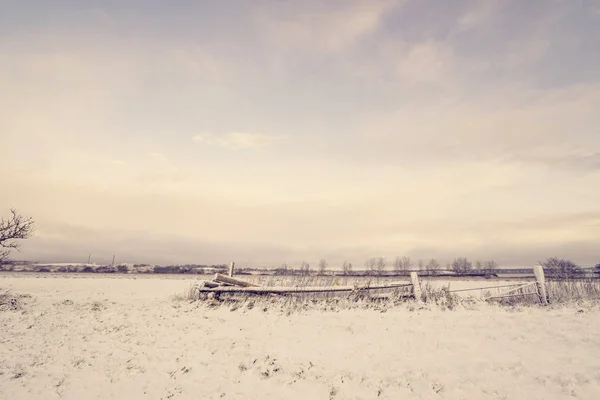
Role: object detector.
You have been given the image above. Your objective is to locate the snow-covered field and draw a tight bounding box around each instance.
[2,273,600,399]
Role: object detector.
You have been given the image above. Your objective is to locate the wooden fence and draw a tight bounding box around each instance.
[193,262,552,305]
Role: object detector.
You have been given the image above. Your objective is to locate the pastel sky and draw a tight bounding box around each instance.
[1,0,600,268]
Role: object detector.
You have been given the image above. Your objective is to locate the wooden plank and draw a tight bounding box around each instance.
[482,282,536,301]
[201,280,220,289]
[198,281,411,294]
[193,280,220,289]
[491,282,535,296]
[448,283,529,293]
[485,292,539,300]
[228,261,235,278]
[214,273,260,287]
[533,265,549,305]
[410,272,422,302]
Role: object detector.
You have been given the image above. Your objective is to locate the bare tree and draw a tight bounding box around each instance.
[393,256,412,275]
[276,263,289,275]
[474,260,483,272]
[451,257,472,276]
[401,256,412,274]
[425,258,440,276]
[393,257,403,274]
[402,256,412,272]
[342,261,353,275]
[365,257,377,274]
[318,258,328,274]
[300,261,311,275]
[1,209,35,265]
[375,257,386,275]
[417,259,424,271]
[483,260,498,276]
[541,257,582,279]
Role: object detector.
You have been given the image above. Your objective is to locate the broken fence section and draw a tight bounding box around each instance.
[191,262,550,305]
[447,265,549,305]
[192,263,420,300]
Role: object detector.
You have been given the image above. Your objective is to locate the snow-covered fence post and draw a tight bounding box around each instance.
[410,272,422,302]
[533,265,549,305]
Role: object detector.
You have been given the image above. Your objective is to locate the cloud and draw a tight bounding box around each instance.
[511,152,600,172]
[255,0,396,53]
[192,132,284,149]
[2,0,600,267]
[395,41,453,84]
[456,0,499,33]
[147,153,168,162]
[343,83,600,169]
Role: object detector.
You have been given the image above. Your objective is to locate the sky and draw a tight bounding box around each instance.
[1,0,600,268]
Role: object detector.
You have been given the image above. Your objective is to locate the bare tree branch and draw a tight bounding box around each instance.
[0,209,35,264]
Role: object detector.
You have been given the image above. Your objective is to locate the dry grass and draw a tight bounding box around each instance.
[546,279,600,303]
[421,283,464,310]
[0,288,20,311]
[485,279,600,306]
[183,276,470,312]
[181,275,600,311]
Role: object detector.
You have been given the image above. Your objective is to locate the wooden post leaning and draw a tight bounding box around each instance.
[228,261,235,277]
[214,273,260,287]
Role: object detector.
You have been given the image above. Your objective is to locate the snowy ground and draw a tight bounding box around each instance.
[2,273,600,399]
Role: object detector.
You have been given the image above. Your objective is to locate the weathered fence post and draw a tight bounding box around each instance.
[410,272,422,302]
[533,265,549,305]
[228,261,235,278]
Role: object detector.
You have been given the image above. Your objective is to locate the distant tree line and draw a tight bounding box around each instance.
[266,256,599,279]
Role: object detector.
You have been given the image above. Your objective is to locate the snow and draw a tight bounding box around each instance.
[1,273,600,399]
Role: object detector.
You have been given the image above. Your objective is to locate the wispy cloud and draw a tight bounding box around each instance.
[147,153,168,162]
[255,0,396,53]
[192,132,284,149]
[511,152,600,172]
[395,41,453,84]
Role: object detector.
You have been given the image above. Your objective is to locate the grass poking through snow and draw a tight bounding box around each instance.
[180,276,600,311]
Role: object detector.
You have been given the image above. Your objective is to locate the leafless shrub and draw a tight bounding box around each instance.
[541,257,583,279]
[451,257,472,276]
[425,258,440,276]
